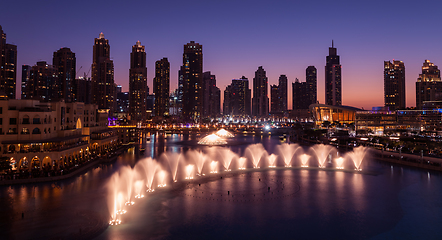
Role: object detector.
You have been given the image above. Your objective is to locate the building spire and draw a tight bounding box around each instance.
[332,40,334,48]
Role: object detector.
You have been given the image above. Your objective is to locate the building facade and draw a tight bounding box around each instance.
[416,60,442,110]
[129,41,147,122]
[21,65,31,99]
[91,33,115,113]
[154,57,170,118]
[223,77,251,116]
[181,41,203,122]
[306,66,317,105]
[384,60,405,110]
[25,61,58,102]
[202,71,220,118]
[0,25,17,99]
[252,66,269,117]
[278,75,288,113]
[325,41,341,106]
[53,48,76,102]
[0,99,117,171]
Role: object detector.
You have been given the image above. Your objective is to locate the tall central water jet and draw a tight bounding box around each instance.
[312,144,334,168]
[268,154,277,168]
[137,157,158,192]
[162,153,182,182]
[210,161,218,173]
[277,143,301,167]
[216,148,237,171]
[335,157,345,169]
[245,143,266,168]
[346,146,368,171]
[300,154,310,167]
[185,164,194,179]
[238,157,247,170]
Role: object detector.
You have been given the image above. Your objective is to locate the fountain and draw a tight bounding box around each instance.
[312,144,334,168]
[268,154,277,168]
[185,164,194,179]
[106,141,370,226]
[162,153,182,182]
[137,157,158,192]
[335,157,345,169]
[215,129,235,138]
[157,170,167,187]
[346,146,368,171]
[198,134,227,145]
[216,147,237,171]
[277,143,301,167]
[238,157,247,170]
[187,150,206,176]
[245,143,266,168]
[210,161,218,173]
[300,154,309,167]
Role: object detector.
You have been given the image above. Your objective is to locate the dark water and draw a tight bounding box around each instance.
[1,133,442,239]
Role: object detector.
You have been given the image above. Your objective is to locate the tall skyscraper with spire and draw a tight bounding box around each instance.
[0,25,17,99]
[181,41,203,122]
[325,41,341,106]
[53,47,76,102]
[154,57,170,117]
[91,32,115,113]
[252,66,269,117]
[384,60,405,110]
[416,60,442,109]
[129,41,147,122]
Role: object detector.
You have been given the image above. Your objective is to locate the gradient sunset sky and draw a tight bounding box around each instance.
[2,0,442,110]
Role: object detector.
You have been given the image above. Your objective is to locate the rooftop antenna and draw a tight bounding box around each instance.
[332,40,334,48]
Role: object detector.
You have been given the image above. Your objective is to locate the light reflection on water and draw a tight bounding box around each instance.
[1,133,442,239]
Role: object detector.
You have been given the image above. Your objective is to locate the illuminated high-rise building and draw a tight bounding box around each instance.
[154,57,170,117]
[91,32,115,113]
[21,65,31,99]
[278,75,288,113]
[181,41,203,122]
[0,25,17,99]
[202,71,220,118]
[416,60,442,109]
[270,84,280,113]
[53,47,76,102]
[252,66,269,117]
[384,60,405,110]
[306,66,317,105]
[129,41,147,122]
[223,76,251,116]
[28,61,58,101]
[325,41,341,106]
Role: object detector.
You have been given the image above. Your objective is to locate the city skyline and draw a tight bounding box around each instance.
[2,0,442,110]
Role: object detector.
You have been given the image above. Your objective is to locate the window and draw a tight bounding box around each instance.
[21,128,29,134]
[32,128,41,134]
[0,118,2,125]
[9,118,17,125]
[0,107,2,114]
[33,118,40,124]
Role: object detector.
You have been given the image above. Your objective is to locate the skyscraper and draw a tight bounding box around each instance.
[21,65,31,99]
[416,60,442,109]
[181,41,203,122]
[202,71,220,118]
[129,41,147,122]
[53,47,76,102]
[223,76,251,116]
[252,66,269,117]
[278,75,288,113]
[270,84,280,113]
[91,32,115,113]
[292,78,307,110]
[28,61,58,101]
[325,41,341,106]
[154,57,170,118]
[306,66,317,105]
[384,60,405,110]
[0,25,17,99]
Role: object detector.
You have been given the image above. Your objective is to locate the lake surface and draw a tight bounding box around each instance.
[1,133,442,239]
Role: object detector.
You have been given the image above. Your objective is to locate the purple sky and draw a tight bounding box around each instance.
[2,0,442,110]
